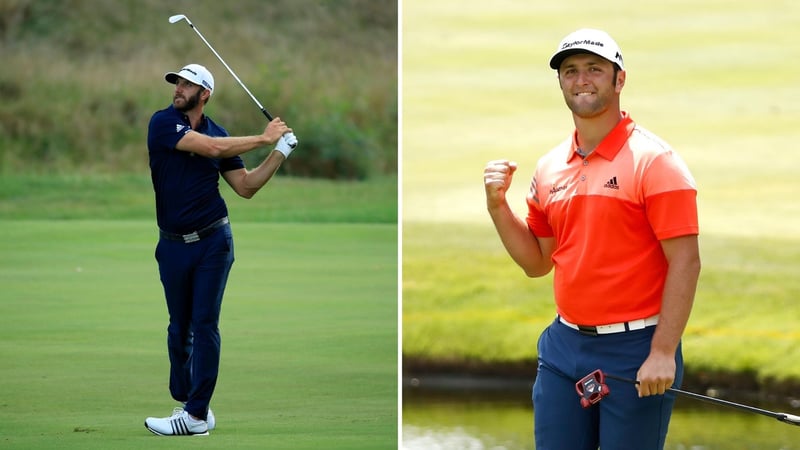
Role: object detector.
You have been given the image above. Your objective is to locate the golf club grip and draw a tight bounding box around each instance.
[258,93,298,149]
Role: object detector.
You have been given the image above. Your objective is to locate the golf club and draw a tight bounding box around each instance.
[576,369,800,427]
[168,14,297,149]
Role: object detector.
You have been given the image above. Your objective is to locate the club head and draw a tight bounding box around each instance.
[168,14,188,24]
[575,369,610,408]
[779,413,800,426]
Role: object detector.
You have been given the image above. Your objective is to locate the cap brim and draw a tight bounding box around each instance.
[165,72,180,84]
[550,49,599,70]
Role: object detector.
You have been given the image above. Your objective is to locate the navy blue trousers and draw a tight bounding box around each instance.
[533,317,683,450]
[155,224,234,421]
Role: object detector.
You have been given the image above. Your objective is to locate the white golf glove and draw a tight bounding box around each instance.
[274,132,298,158]
[283,132,298,148]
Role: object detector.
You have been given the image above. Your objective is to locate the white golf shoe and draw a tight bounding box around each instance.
[177,404,215,430]
[181,405,216,430]
[145,408,208,436]
[207,408,216,430]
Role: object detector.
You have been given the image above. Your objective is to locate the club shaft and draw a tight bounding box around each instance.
[668,386,782,419]
[604,374,790,422]
[185,22,273,121]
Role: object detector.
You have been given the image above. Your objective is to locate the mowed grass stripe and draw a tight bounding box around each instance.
[0,220,397,449]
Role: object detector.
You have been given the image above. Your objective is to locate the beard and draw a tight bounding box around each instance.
[174,89,203,112]
[563,91,611,119]
[560,75,619,119]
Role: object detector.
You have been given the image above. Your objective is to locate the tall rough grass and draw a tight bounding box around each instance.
[0,0,397,179]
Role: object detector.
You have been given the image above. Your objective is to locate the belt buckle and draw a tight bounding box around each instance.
[183,231,200,243]
[577,325,598,336]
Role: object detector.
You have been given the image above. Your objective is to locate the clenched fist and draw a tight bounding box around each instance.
[484,159,518,210]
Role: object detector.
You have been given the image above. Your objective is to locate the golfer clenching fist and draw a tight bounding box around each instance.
[485,158,556,279]
[485,29,700,450]
[484,159,517,208]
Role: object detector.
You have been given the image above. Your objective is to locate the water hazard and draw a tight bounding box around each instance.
[403,376,800,449]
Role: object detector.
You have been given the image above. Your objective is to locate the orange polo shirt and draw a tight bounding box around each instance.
[526,113,698,325]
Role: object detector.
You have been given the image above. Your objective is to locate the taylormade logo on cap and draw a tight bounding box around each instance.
[165,64,215,95]
[549,29,624,71]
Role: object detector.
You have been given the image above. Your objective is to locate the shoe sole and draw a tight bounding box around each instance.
[145,421,209,436]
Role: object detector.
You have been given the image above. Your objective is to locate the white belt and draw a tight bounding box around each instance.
[558,314,659,335]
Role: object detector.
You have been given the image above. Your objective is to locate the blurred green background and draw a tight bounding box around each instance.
[0,0,397,180]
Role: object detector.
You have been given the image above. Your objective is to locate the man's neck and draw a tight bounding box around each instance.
[184,109,204,130]
[573,109,622,155]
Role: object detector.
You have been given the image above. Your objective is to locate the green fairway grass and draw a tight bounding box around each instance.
[0,218,397,447]
[402,0,800,387]
[0,174,397,224]
[0,175,398,449]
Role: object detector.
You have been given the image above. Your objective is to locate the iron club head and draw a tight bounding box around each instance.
[168,14,189,25]
[779,413,800,426]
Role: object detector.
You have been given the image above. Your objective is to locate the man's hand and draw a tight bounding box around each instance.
[263,117,291,145]
[282,132,298,148]
[484,159,518,210]
[636,351,676,397]
[274,134,296,158]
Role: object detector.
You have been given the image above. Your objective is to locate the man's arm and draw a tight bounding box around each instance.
[222,150,286,199]
[636,234,701,397]
[177,131,269,159]
[484,159,555,277]
[175,117,289,159]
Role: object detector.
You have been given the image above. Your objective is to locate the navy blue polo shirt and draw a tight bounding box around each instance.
[147,105,245,234]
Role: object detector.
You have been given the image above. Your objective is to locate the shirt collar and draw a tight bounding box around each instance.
[169,105,208,130]
[567,112,635,162]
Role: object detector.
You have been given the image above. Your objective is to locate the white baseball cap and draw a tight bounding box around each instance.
[549,28,625,71]
[165,64,214,95]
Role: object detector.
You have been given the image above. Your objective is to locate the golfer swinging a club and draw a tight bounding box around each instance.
[484,29,701,449]
[144,63,294,436]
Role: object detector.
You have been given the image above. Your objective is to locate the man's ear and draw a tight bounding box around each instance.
[615,70,626,92]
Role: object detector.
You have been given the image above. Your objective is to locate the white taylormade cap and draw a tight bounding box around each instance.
[549,28,625,71]
[165,64,215,95]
